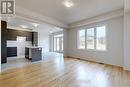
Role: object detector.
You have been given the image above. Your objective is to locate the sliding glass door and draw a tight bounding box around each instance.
[54,34,63,52]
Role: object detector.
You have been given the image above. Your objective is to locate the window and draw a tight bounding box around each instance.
[87,28,95,49]
[78,26,106,51]
[78,29,85,49]
[96,26,106,50]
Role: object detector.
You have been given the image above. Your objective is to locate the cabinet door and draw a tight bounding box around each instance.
[32,32,38,46]
[26,32,33,41]
[1,21,7,63]
[7,29,16,40]
[31,48,42,62]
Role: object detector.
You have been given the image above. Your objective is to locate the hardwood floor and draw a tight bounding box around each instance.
[0,57,130,87]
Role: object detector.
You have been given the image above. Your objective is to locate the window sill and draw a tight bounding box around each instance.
[77,48,107,52]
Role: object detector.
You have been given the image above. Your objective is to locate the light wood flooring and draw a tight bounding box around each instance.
[0,57,130,87]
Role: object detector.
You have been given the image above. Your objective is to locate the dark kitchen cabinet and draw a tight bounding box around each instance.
[25,47,42,62]
[26,32,33,41]
[32,32,38,46]
[1,21,7,63]
[7,47,17,57]
[7,29,17,40]
[6,29,33,41]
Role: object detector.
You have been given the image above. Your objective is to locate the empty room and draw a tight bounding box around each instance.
[0,0,130,87]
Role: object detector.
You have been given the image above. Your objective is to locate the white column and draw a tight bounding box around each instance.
[124,12,130,71]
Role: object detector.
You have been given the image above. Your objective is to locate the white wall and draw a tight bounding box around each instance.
[68,16,124,66]
[124,12,130,70]
[34,22,65,54]
[63,29,68,57]
[7,40,32,57]
[37,28,50,53]
[34,23,55,53]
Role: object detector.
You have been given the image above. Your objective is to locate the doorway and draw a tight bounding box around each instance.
[54,34,63,52]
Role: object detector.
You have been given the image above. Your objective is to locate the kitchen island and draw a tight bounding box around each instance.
[25,47,42,62]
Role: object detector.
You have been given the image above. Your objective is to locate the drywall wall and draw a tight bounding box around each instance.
[124,12,130,70]
[7,40,32,57]
[37,28,50,53]
[63,29,68,57]
[68,16,124,66]
[34,22,64,54]
[34,23,54,53]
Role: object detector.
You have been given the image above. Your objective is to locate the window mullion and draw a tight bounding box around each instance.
[94,28,97,49]
[85,29,87,49]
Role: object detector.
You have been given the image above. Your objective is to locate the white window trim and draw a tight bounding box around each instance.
[77,28,86,49]
[77,25,107,51]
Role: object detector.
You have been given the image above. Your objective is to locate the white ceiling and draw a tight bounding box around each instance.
[2,17,63,33]
[16,0,124,24]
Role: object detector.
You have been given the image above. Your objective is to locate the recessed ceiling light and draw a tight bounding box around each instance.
[64,0,74,8]
[32,23,39,27]
[20,25,28,29]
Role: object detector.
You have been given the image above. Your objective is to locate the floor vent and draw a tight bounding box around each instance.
[77,58,80,60]
[98,62,104,64]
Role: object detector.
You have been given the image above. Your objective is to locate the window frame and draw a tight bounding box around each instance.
[77,25,107,51]
[86,27,95,50]
[77,28,86,49]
